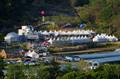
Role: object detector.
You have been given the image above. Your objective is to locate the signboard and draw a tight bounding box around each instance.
[80,24,86,28]
[40,10,45,16]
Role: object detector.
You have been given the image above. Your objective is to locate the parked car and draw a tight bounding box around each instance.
[72,56,80,62]
[65,56,73,62]
[65,56,80,62]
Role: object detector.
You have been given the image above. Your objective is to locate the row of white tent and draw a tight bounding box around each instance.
[48,34,118,44]
[48,36,90,45]
[39,30,96,36]
[52,36,90,41]
[54,36,92,43]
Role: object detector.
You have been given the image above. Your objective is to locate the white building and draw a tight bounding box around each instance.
[18,25,40,40]
[25,50,39,59]
[18,25,34,35]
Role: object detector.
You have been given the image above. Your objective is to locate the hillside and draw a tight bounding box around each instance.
[0,0,120,38]
[76,0,120,37]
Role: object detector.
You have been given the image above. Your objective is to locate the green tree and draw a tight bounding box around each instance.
[78,60,90,72]
[37,64,51,79]
[6,64,26,79]
[75,0,89,6]
[0,57,5,79]
[77,0,120,37]
[0,33,4,41]
[57,71,78,79]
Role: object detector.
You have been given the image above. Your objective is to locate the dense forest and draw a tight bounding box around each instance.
[2,62,120,79]
[0,0,120,37]
[77,0,120,37]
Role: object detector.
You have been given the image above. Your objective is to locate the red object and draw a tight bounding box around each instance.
[41,41,49,46]
[40,10,45,16]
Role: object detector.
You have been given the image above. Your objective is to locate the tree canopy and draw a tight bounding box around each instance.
[77,0,120,37]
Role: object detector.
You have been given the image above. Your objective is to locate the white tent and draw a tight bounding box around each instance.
[48,38,53,45]
[93,34,118,42]
[41,31,49,35]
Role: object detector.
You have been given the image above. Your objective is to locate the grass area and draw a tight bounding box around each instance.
[49,42,120,54]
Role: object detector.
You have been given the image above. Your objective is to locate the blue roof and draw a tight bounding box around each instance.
[74,51,120,59]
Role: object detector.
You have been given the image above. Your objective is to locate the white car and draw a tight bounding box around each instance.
[72,56,80,62]
[65,56,73,62]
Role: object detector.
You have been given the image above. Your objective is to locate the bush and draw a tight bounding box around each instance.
[41,23,59,30]
[0,33,4,41]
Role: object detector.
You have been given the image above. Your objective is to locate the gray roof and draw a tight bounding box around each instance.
[89,56,120,63]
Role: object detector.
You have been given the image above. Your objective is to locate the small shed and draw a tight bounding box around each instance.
[0,49,7,58]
